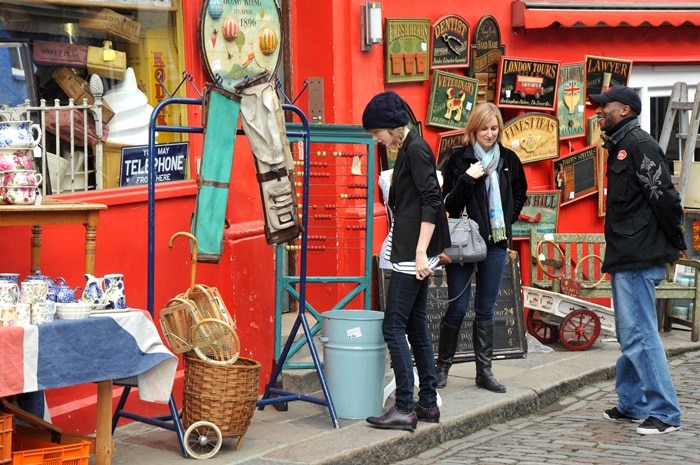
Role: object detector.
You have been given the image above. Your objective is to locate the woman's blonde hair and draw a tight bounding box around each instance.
[461,102,504,146]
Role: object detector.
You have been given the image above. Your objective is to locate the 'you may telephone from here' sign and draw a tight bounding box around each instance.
[119,142,189,187]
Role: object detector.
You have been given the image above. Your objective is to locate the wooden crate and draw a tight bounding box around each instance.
[0,413,12,465]
[87,41,126,81]
[32,41,87,68]
[51,67,115,123]
[79,8,141,44]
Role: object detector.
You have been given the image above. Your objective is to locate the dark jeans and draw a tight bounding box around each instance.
[383,270,437,412]
[443,245,507,326]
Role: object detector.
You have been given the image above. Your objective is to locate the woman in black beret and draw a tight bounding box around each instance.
[362,91,450,432]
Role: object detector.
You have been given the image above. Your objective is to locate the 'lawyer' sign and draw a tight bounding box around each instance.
[119,142,189,187]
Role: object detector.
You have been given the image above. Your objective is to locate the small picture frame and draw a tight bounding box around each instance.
[554,145,599,206]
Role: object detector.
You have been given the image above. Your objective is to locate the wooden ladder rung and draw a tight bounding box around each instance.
[669,102,695,111]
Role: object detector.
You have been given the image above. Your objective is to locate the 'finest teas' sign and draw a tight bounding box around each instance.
[119,142,189,186]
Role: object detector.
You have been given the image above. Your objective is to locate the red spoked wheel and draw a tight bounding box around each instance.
[559,309,601,351]
[526,309,559,344]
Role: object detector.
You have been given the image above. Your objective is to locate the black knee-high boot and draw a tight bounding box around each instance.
[473,320,506,393]
[435,319,461,388]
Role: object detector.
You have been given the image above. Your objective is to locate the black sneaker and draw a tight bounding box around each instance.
[636,417,681,435]
[603,407,643,423]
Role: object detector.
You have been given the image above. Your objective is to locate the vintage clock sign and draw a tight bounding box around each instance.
[198,0,282,92]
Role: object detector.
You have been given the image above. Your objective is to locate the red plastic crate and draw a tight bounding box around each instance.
[11,436,90,465]
[0,413,12,465]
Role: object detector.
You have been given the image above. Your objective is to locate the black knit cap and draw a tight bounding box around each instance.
[362,91,410,130]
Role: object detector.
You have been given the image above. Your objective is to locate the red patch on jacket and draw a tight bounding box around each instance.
[617,150,627,160]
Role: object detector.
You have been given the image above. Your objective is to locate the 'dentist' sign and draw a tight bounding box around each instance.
[119,142,189,186]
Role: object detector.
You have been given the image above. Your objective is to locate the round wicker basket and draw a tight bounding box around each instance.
[182,355,260,444]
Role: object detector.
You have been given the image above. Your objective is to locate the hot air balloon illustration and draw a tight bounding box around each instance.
[208,0,223,20]
[222,16,240,42]
[258,26,278,56]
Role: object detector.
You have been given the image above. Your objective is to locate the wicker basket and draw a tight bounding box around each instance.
[182,356,260,449]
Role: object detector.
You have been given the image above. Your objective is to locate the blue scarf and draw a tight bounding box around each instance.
[473,142,506,242]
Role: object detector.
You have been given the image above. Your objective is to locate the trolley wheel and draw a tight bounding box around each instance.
[559,309,601,351]
[526,309,559,344]
[184,420,223,460]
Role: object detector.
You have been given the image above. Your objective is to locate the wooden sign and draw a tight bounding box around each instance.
[470,15,505,103]
[587,115,608,217]
[385,18,431,83]
[585,55,633,96]
[496,56,560,111]
[436,129,464,166]
[512,190,561,239]
[554,144,599,206]
[377,251,527,362]
[427,70,479,130]
[431,14,470,69]
[557,63,586,140]
[502,112,560,164]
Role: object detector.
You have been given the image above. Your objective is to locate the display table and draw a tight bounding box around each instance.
[0,310,177,465]
[0,199,107,274]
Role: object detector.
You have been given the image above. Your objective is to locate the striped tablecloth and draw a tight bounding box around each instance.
[0,309,177,403]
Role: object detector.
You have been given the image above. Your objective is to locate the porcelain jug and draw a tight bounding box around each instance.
[81,274,104,305]
[103,273,126,309]
[25,270,56,287]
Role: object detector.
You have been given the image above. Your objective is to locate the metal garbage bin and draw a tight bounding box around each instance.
[321,309,386,419]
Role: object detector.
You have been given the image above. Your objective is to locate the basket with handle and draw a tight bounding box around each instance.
[182,355,260,450]
[162,232,240,365]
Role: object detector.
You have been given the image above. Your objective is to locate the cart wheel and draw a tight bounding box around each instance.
[526,309,559,344]
[559,309,601,351]
[184,421,223,460]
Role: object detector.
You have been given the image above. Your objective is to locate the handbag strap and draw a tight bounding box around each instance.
[436,265,476,302]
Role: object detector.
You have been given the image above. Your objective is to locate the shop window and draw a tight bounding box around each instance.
[0,0,187,194]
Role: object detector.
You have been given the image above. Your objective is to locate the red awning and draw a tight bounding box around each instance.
[512,0,700,29]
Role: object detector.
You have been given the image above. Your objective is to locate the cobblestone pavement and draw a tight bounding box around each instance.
[393,350,700,465]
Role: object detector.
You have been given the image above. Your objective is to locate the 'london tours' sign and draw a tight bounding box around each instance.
[119,142,189,187]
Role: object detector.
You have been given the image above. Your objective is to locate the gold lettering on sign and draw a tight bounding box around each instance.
[433,17,467,39]
[389,22,430,42]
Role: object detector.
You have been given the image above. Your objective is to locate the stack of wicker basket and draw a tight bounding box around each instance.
[161,232,261,452]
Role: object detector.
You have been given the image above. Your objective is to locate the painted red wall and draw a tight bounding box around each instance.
[4,0,700,434]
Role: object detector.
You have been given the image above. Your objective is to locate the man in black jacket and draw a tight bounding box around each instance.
[590,86,685,435]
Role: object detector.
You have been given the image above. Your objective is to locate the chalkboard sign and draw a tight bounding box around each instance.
[377,250,527,362]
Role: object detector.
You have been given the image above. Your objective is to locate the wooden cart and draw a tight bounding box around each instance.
[523,286,615,351]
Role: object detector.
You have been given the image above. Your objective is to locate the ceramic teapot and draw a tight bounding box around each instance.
[80,273,104,305]
[51,277,80,304]
[25,270,56,287]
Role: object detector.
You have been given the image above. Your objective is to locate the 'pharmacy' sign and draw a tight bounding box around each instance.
[119,142,189,187]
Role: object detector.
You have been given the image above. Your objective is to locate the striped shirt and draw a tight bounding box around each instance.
[384,220,441,275]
